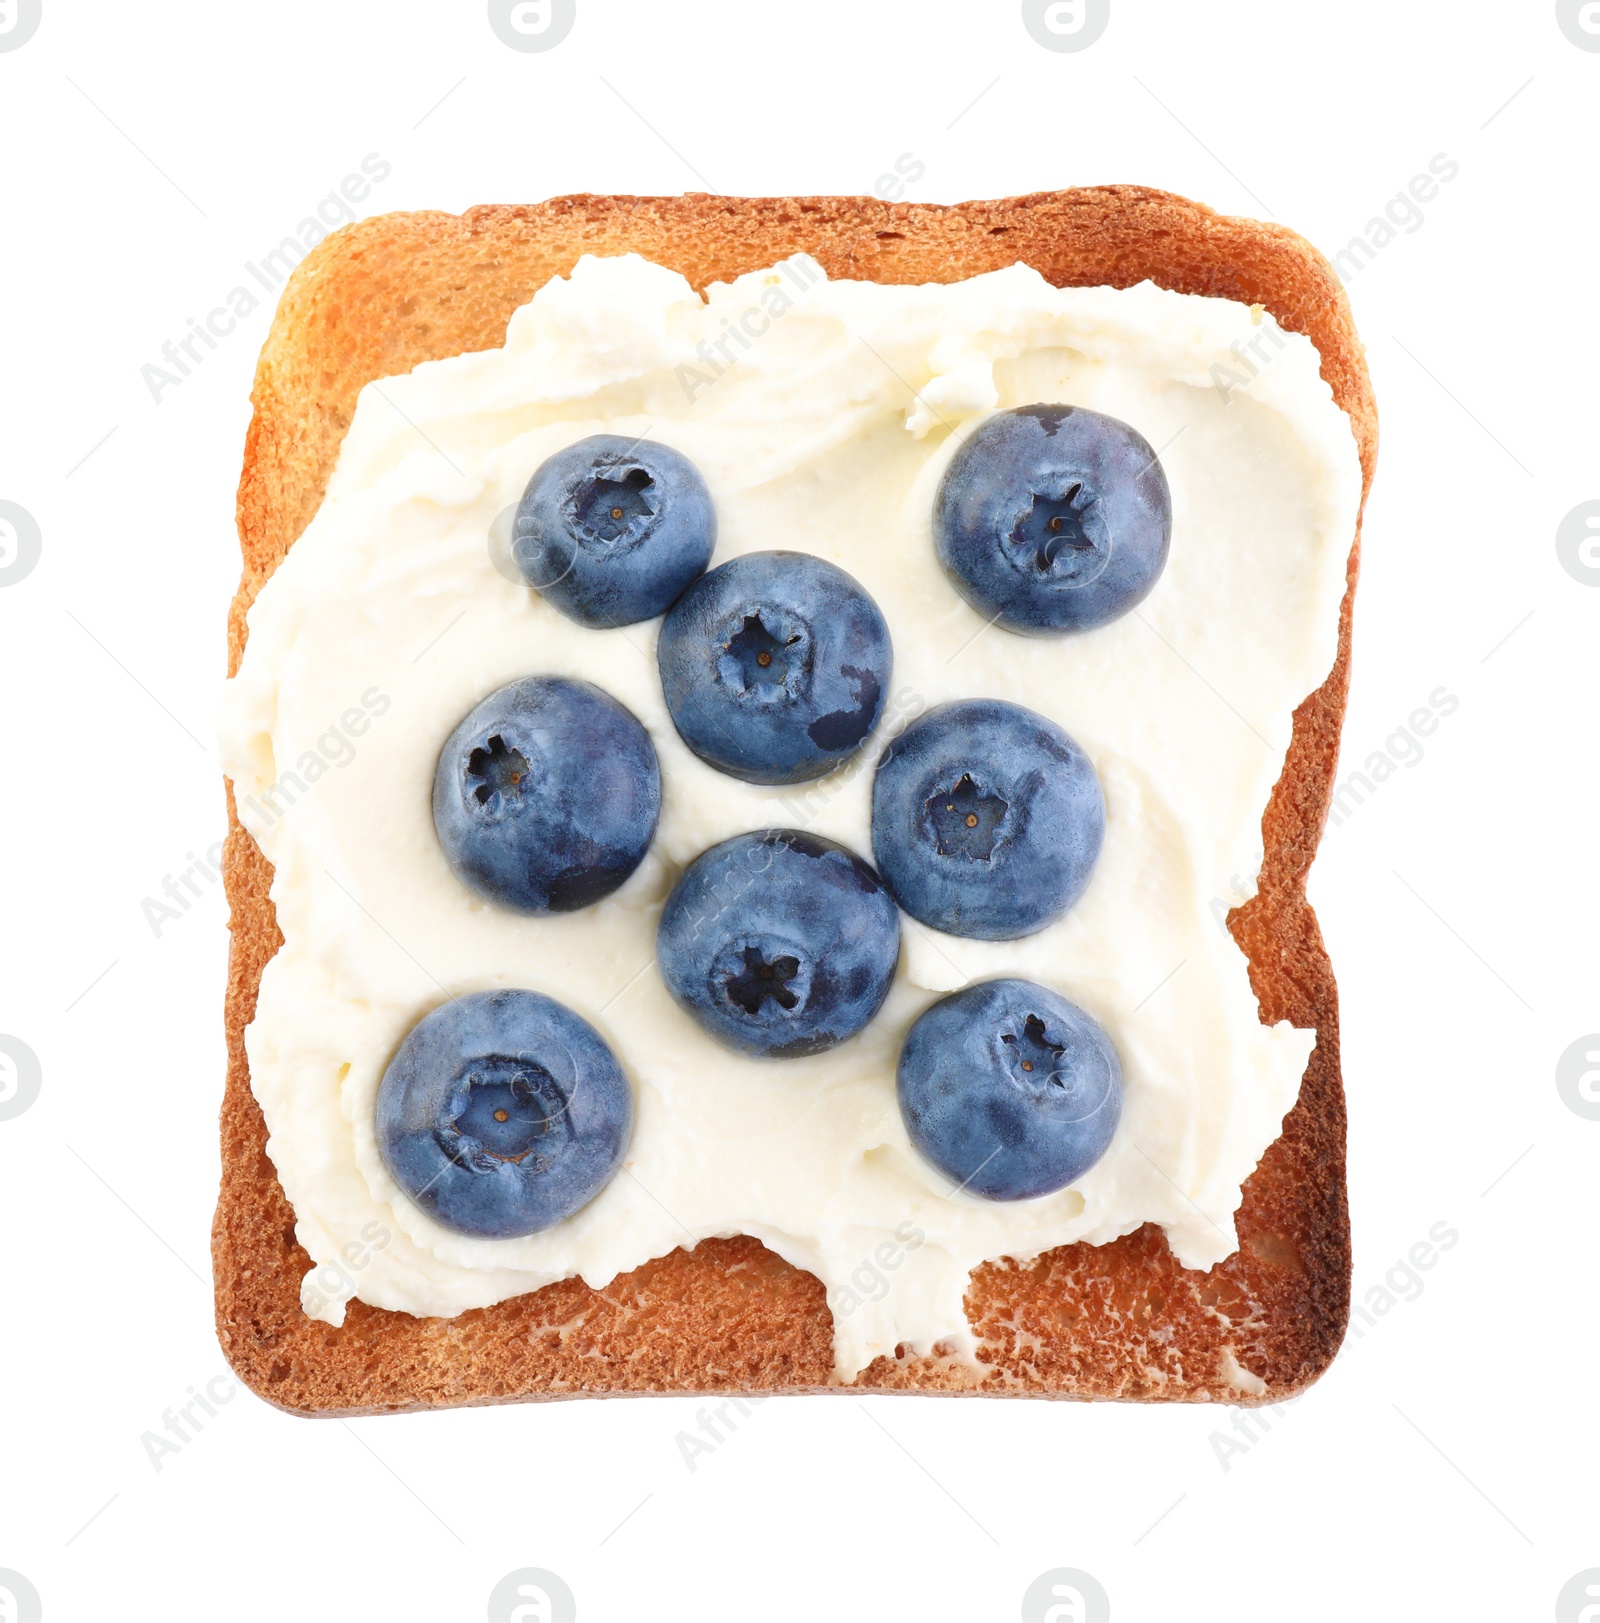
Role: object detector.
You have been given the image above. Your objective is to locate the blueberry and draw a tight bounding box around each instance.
[935,404,1172,635]
[871,698,1103,940]
[377,989,632,1238]
[513,434,715,628]
[656,551,893,785]
[656,829,901,1058]
[897,978,1122,1200]
[433,676,659,914]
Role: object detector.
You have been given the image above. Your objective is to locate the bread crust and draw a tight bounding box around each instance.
[216,188,1376,1415]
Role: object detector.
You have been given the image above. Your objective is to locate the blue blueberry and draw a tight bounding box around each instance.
[656,829,901,1058]
[513,434,715,627]
[871,698,1103,940]
[935,405,1172,634]
[377,989,633,1238]
[433,676,659,914]
[656,551,893,785]
[897,978,1122,1200]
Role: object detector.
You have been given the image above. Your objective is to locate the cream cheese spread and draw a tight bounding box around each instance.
[218,253,1362,1379]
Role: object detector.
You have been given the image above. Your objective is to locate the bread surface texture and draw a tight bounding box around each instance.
[217,188,1376,1416]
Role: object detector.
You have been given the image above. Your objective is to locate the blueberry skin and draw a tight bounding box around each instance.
[513,434,716,628]
[656,551,893,785]
[871,698,1104,941]
[433,676,660,915]
[656,829,901,1059]
[935,404,1172,635]
[897,978,1122,1200]
[377,989,633,1238]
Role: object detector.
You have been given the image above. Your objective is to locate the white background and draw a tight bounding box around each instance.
[1,1,1595,1619]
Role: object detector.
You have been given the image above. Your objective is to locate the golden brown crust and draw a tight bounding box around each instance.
[216,188,1376,1415]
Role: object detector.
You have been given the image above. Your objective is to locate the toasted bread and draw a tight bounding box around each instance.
[216,188,1376,1415]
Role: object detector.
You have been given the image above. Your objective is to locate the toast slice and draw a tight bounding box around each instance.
[216,188,1376,1416]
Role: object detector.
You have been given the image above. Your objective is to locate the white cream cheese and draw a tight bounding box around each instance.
[218,253,1362,1380]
